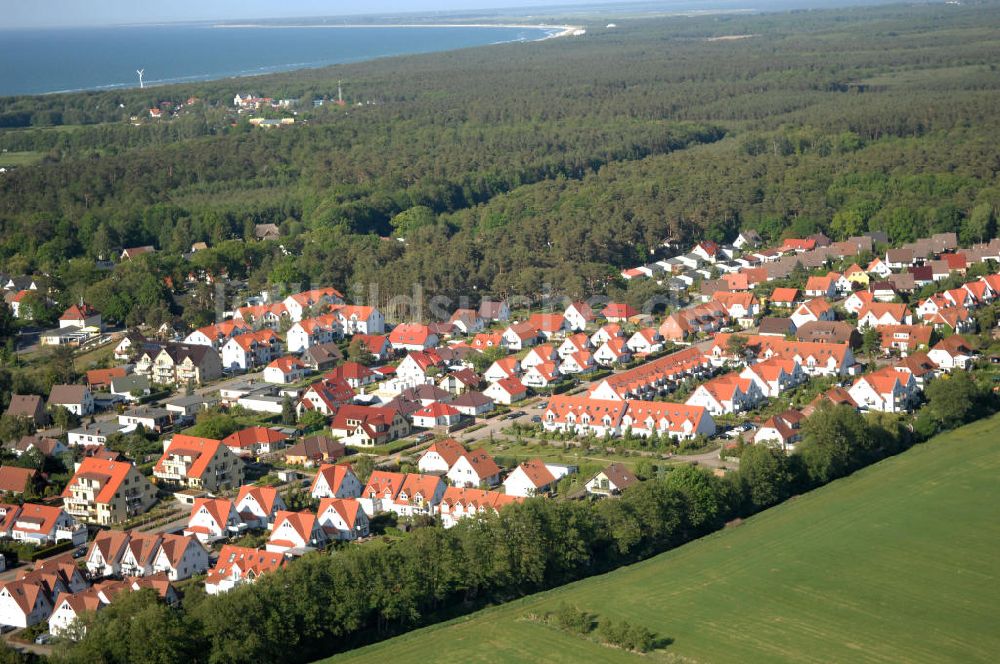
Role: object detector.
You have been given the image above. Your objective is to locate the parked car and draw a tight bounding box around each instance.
[531,415,542,423]
[35,633,52,645]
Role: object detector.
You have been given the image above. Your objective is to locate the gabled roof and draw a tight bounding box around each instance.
[310,464,358,496]
[512,459,556,489]
[421,439,466,467]
[236,484,281,515]
[318,498,363,530]
[596,462,638,490]
[221,426,288,450]
[770,287,799,303]
[154,435,226,479]
[62,458,134,503]
[189,498,233,529]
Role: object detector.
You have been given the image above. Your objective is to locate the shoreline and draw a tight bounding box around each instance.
[18,23,577,97]
[213,23,581,39]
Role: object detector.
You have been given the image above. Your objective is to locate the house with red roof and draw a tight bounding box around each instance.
[448,308,484,336]
[417,439,467,474]
[790,298,835,329]
[330,404,411,447]
[85,367,126,391]
[0,578,54,628]
[153,434,244,493]
[843,289,874,315]
[483,376,528,405]
[527,313,566,340]
[602,302,639,323]
[804,275,836,299]
[297,377,354,417]
[503,458,575,497]
[396,349,444,383]
[59,303,101,330]
[309,464,363,501]
[563,301,596,332]
[436,487,521,528]
[501,322,539,350]
[626,328,663,355]
[849,366,919,413]
[927,335,976,371]
[326,361,376,389]
[389,323,438,352]
[281,287,344,322]
[351,334,391,361]
[267,511,326,553]
[857,303,912,329]
[685,374,765,415]
[592,340,632,366]
[62,458,157,525]
[558,333,591,360]
[205,545,287,595]
[484,356,520,383]
[1,503,86,547]
[317,498,369,540]
[184,498,244,543]
[234,485,286,529]
[712,291,760,320]
[522,361,561,388]
[221,329,283,371]
[754,412,803,452]
[739,357,806,397]
[263,356,308,384]
[331,304,384,335]
[358,471,445,517]
[879,325,933,355]
[590,323,624,347]
[286,316,340,354]
[412,402,462,428]
[222,426,289,458]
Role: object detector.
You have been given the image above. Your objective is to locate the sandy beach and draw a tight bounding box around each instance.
[214,23,582,40]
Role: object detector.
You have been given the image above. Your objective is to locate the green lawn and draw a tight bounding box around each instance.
[327,414,1000,664]
[0,151,43,168]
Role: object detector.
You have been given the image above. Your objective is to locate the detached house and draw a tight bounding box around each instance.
[563,301,596,331]
[309,463,364,500]
[790,298,835,330]
[927,335,976,370]
[503,459,575,497]
[234,485,286,530]
[48,384,94,417]
[685,375,764,415]
[436,488,521,528]
[585,463,638,496]
[267,511,325,554]
[389,324,438,352]
[849,367,919,413]
[858,303,912,329]
[358,471,445,517]
[317,498,369,541]
[483,377,528,405]
[330,404,410,447]
[184,498,243,543]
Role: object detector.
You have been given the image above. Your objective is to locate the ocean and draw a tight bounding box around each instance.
[0,24,556,96]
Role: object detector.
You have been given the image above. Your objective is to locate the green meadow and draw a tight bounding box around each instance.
[329,414,1000,663]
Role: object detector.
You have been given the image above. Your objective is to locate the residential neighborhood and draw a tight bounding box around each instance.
[0,227,996,648]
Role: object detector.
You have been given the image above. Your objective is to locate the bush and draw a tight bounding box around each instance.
[553,603,594,634]
[598,619,657,652]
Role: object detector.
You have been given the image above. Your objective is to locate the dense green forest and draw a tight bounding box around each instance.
[1,2,999,321]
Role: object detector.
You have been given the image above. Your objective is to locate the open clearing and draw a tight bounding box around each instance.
[328,414,1000,663]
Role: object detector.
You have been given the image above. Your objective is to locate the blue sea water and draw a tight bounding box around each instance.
[0,24,554,96]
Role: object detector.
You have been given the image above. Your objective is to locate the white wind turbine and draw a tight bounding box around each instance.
[136,69,145,89]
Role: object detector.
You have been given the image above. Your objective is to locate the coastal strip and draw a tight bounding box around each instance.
[213,23,582,39]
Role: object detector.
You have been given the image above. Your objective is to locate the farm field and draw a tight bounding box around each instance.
[328,413,1000,664]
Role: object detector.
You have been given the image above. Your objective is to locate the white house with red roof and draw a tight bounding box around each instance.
[448,308,484,335]
[790,298,835,330]
[184,498,244,544]
[593,338,631,366]
[221,426,288,458]
[0,579,54,628]
[234,485,286,530]
[332,304,384,335]
[412,402,462,428]
[282,288,344,322]
[685,375,765,416]
[297,378,354,416]
[560,349,597,375]
[843,290,874,315]
[396,350,443,383]
[484,356,520,383]
[205,545,286,595]
[286,316,339,354]
[849,367,919,413]
[522,344,559,370]
[317,498,369,541]
[264,356,308,384]
[590,323,624,347]
[769,288,800,308]
[558,333,591,360]
[602,302,638,322]
[563,301,596,331]
[691,240,721,263]
[220,330,283,371]
[503,459,575,497]
[436,487,521,528]
[483,376,528,405]
[804,275,837,299]
[59,303,101,330]
[754,412,803,452]
[389,324,438,351]
[309,464,363,500]
[358,471,445,517]
[417,439,466,474]
[501,322,539,350]
[927,335,976,371]
[2,504,86,547]
[522,361,561,388]
[153,435,244,493]
[626,328,663,355]
[739,358,806,398]
[857,303,912,329]
[267,511,326,553]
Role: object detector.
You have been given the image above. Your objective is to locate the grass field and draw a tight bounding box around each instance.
[0,151,43,168]
[328,414,1000,664]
